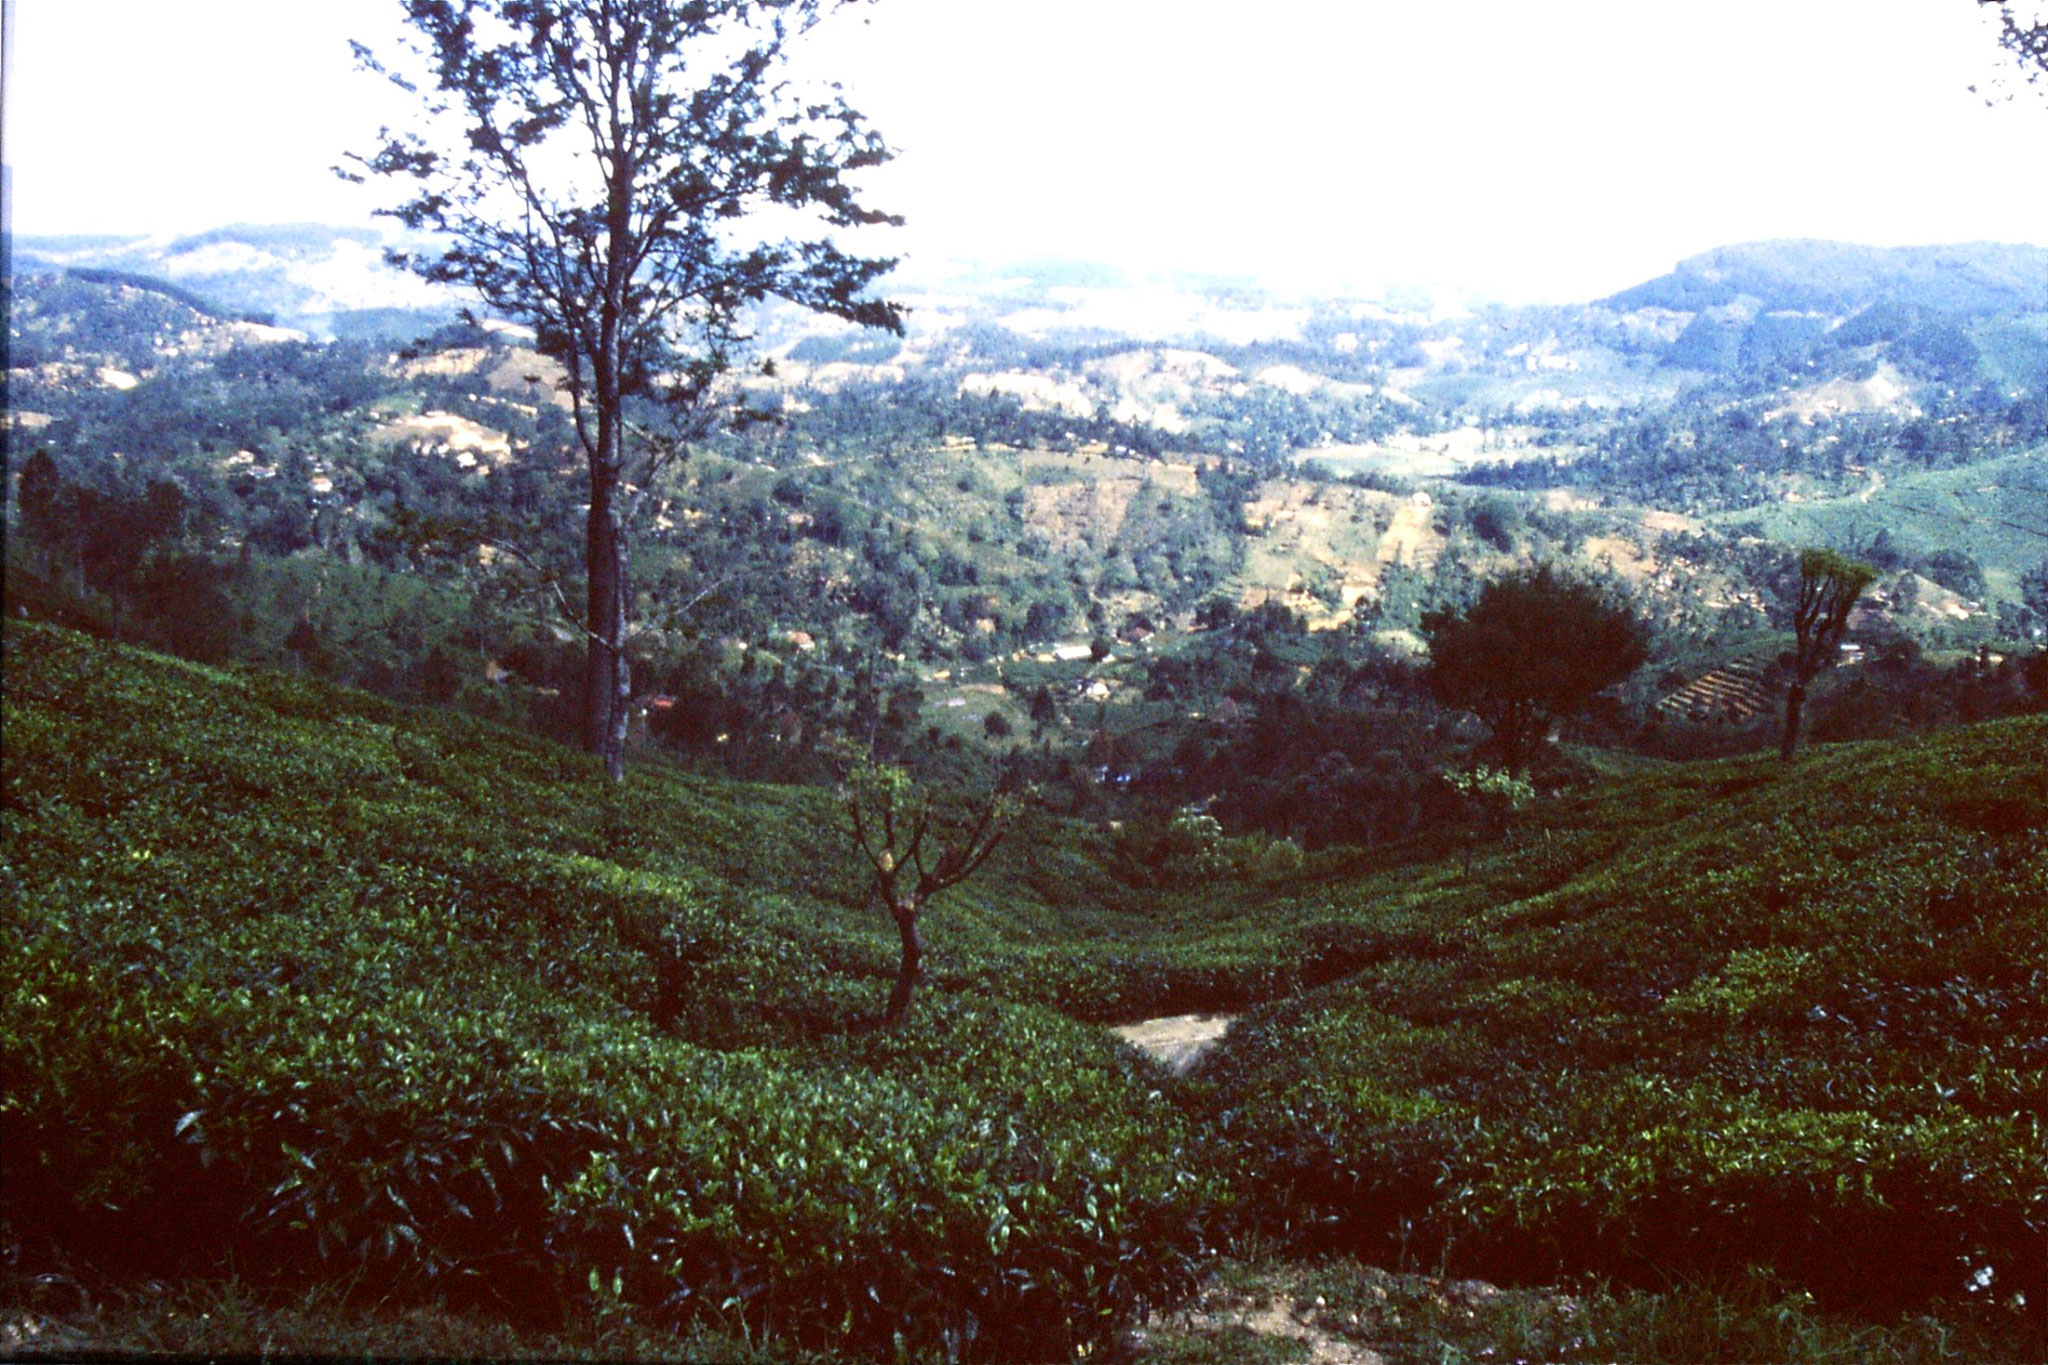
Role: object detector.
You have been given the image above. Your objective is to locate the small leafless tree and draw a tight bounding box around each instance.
[842,757,1016,1025]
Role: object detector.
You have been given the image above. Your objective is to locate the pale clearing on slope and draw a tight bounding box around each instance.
[1110,1013,1236,1077]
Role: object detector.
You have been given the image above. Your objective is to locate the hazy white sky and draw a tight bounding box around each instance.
[6,0,2046,301]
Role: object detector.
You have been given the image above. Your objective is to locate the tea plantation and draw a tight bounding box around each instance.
[3,621,2042,1360]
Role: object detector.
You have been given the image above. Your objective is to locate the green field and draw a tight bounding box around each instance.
[3,623,2043,1360]
[1710,447,2048,589]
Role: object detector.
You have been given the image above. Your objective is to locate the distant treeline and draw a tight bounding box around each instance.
[63,267,277,327]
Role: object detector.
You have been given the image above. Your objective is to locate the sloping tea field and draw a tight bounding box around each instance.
[2,621,2042,1360]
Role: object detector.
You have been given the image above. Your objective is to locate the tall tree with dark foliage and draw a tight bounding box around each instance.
[347,0,902,780]
[1422,567,1648,773]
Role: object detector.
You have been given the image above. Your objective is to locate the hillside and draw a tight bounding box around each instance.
[1602,239,2048,318]
[11,224,459,339]
[7,234,2046,844]
[3,623,2042,1359]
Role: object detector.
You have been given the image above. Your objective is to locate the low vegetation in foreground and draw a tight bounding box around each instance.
[2,622,2042,1360]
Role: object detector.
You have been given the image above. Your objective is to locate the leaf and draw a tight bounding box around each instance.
[174,1109,203,1138]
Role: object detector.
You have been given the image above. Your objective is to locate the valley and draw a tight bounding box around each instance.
[4,225,2046,1360]
[7,229,2045,832]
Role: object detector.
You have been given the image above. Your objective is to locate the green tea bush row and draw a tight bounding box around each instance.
[1204,720,2048,1324]
[1,625,1225,1358]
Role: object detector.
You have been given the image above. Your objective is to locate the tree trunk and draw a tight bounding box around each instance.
[1779,679,1806,762]
[584,471,630,782]
[582,148,637,783]
[884,900,924,1025]
[584,192,631,783]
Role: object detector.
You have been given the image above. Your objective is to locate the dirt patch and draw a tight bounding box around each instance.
[370,411,516,468]
[1582,533,1657,584]
[483,348,573,409]
[1150,1285,1388,1364]
[396,346,493,381]
[1767,362,1921,423]
[1638,508,1698,534]
[1375,499,1441,571]
[1145,1263,1576,1365]
[395,346,572,410]
[1110,1014,1235,1076]
[960,370,1095,418]
[1023,478,1144,551]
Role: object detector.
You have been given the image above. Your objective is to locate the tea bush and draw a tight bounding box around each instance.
[1203,719,2048,1325]
[0,624,1222,1359]
[7,621,2043,1354]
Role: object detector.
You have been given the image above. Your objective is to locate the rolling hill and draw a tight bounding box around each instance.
[2,621,2042,1359]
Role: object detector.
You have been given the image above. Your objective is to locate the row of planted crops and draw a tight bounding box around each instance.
[3,622,2042,1357]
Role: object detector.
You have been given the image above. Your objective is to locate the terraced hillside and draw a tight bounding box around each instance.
[1656,656,1773,723]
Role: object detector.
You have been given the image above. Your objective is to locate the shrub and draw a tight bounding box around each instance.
[0,625,1223,1360]
[1206,724,2048,1325]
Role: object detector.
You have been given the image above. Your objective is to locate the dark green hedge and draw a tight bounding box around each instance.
[0,625,1222,1359]
[1203,719,2048,1322]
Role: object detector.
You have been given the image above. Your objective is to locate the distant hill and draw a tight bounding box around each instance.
[10,222,459,340]
[15,223,2045,389]
[1603,239,2048,317]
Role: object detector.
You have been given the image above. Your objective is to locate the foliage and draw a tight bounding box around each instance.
[839,751,1017,1022]
[1442,765,1535,875]
[1977,0,2048,95]
[1439,765,1535,810]
[0,625,1219,1360]
[1782,547,1879,760]
[0,1271,849,1363]
[1135,809,1305,887]
[5,622,2046,1356]
[1422,567,1649,772]
[1201,719,2048,1328]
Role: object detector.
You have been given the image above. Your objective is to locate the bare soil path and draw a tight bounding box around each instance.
[1109,1013,1237,1076]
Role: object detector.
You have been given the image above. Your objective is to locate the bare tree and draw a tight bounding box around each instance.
[1780,548,1877,762]
[346,0,902,781]
[843,757,1015,1025]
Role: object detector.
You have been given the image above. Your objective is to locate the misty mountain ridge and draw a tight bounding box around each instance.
[12,224,2042,513]
[1602,238,2048,317]
[10,222,457,342]
[14,223,2044,360]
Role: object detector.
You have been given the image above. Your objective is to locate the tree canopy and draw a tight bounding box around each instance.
[1421,567,1648,772]
[1975,0,2048,95]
